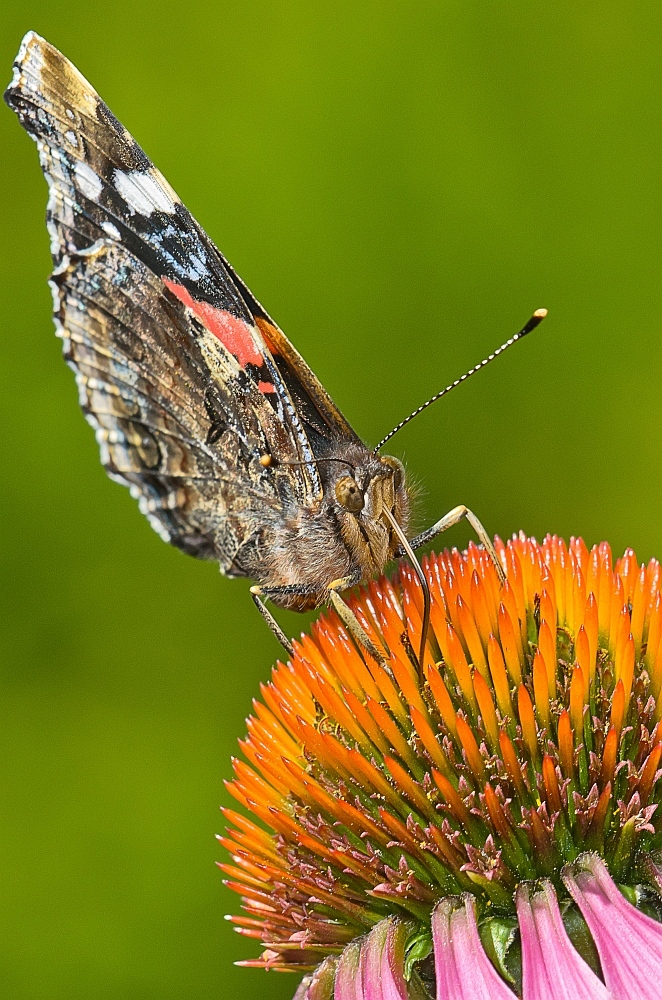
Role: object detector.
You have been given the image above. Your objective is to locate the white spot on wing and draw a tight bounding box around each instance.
[75,238,106,257]
[148,515,172,543]
[101,220,121,240]
[65,130,78,147]
[186,252,209,280]
[75,160,103,201]
[113,169,176,216]
[10,31,43,95]
[50,253,71,278]
[16,31,39,69]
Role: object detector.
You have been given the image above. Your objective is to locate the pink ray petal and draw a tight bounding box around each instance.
[361,919,409,1000]
[516,881,610,999]
[432,894,515,999]
[380,920,411,1000]
[295,955,338,999]
[335,937,365,1000]
[563,852,662,1000]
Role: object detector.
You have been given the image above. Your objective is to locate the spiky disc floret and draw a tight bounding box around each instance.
[221,535,662,997]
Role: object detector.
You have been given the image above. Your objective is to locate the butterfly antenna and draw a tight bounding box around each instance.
[374,308,547,453]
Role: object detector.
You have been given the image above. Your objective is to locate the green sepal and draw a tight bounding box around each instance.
[403,925,433,981]
[560,900,601,976]
[478,915,518,985]
[611,816,637,881]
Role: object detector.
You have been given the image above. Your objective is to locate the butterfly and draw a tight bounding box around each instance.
[5,32,544,662]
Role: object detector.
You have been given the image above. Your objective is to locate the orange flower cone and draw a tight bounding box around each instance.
[221,535,662,998]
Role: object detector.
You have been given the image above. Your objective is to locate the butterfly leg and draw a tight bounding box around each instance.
[250,588,295,657]
[327,575,388,667]
[408,505,506,585]
[251,576,388,669]
[250,582,332,657]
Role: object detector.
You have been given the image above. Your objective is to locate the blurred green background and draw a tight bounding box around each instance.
[2,2,662,997]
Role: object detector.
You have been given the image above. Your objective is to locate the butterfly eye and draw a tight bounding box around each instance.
[335,476,364,512]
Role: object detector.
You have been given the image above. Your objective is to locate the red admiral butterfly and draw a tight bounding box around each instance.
[5,33,545,662]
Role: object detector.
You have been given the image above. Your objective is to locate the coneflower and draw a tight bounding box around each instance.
[220,534,662,998]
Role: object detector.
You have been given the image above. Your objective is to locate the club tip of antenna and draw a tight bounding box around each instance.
[374,306,550,452]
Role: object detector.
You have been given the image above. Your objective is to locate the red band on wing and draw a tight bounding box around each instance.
[163,279,264,369]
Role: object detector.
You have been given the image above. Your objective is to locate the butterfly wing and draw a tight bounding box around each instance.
[5,32,361,574]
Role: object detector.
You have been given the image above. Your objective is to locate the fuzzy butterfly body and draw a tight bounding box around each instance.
[5,32,411,612]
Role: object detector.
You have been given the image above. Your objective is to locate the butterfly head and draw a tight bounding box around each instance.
[332,453,403,512]
[328,451,410,577]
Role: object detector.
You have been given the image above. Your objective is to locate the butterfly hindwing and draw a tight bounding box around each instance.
[50,227,310,571]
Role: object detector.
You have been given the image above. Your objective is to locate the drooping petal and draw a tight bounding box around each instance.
[335,938,364,1000]
[361,919,409,1000]
[295,956,338,999]
[361,922,385,1000]
[563,853,662,1000]
[432,895,514,999]
[334,920,414,1000]
[380,920,412,1000]
[516,881,610,999]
